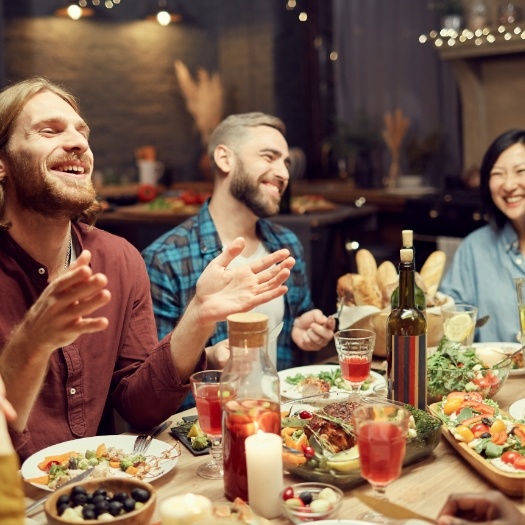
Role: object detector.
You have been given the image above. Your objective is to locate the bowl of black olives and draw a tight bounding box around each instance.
[44,478,157,525]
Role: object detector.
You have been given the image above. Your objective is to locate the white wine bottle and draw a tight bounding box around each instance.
[387,248,427,410]
[390,230,426,311]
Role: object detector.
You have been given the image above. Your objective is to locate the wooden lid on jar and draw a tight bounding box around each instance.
[227,312,268,347]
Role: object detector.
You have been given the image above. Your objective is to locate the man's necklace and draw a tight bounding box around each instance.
[64,234,72,271]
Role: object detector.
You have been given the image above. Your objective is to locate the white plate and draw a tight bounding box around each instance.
[278,364,386,400]
[509,398,525,420]
[471,342,524,376]
[21,435,179,491]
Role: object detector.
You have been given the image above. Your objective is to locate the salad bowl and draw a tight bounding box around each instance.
[427,342,512,404]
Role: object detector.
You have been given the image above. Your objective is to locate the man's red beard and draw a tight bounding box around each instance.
[5,149,97,219]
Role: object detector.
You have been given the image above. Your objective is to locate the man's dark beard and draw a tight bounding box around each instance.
[6,149,97,219]
[229,159,281,218]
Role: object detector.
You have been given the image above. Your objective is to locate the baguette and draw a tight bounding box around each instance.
[337,273,356,306]
[355,249,377,281]
[376,260,398,290]
[351,274,383,309]
[420,250,446,297]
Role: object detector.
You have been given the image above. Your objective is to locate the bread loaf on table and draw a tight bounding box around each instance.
[420,250,446,297]
[376,260,398,304]
[355,249,377,281]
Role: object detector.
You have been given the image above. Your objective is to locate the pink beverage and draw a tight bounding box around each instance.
[340,355,371,383]
[222,398,281,502]
[357,421,406,487]
[194,384,222,436]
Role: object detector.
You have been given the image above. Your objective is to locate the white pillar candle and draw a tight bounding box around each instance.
[245,430,284,519]
[159,493,213,525]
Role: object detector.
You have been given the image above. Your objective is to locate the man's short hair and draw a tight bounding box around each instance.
[207,112,286,171]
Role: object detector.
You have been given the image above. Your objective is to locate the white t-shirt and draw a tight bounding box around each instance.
[226,242,285,367]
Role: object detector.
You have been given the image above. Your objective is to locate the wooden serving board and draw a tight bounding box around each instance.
[428,402,525,497]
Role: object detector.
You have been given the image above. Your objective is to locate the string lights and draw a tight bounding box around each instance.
[420,24,525,49]
[55,0,123,20]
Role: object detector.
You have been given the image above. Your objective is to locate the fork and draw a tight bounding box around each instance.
[132,419,172,455]
[330,296,345,331]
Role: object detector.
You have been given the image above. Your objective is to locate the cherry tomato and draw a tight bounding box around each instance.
[470,423,490,438]
[513,456,525,470]
[298,410,313,419]
[455,425,475,443]
[501,451,520,465]
[301,445,315,459]
[45,460,60,471]
[137,184,157,203]
[463,392,484,403]
[490,419,506,434]
[282,486,295,501]
[443,397,463,415]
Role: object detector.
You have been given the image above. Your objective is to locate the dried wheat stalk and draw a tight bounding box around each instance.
[174,60,223,146]
[382,108,410,188]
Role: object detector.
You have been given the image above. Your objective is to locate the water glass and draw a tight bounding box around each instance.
[441,304,477,346]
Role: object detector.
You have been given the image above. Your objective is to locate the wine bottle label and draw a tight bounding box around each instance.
[388,334,427,410]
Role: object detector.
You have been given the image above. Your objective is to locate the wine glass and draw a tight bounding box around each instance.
[352,403,410,523]
[190,370,223,479]
[334,329,375,400]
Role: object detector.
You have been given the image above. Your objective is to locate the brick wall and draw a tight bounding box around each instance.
[1,1,314,183]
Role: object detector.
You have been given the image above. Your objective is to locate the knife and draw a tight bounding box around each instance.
[355,492,435,523]
[25,466,96,516]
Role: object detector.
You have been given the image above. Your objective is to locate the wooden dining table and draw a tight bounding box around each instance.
[23,373,525,524]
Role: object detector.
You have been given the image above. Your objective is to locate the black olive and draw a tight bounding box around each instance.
[480,432,492,439]
[122,497,136,513]
[130,487,150,503]
[108,500,124,516]
[481,417,492,425]
[71,485,88,497]
[92,494,108,505]
[57,503,70,516]
[94,499,110,515]
[56,494,70,508]
[82,508,97,520]
[299,491,313,505]
[68,457,78,470]
[114,491,129,503]
[83,503,96,513]
[93,488,107,498]
[72,493,88,506]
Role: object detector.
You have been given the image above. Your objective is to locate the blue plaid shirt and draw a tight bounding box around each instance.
[142,200,314,372]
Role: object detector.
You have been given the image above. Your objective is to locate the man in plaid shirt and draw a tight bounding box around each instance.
[143,113,335,410]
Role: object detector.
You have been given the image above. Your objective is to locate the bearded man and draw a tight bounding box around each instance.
[142,112,335,406]
[0,80,295,461]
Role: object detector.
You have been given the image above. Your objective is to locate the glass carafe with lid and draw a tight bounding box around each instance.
[220,312,281,502]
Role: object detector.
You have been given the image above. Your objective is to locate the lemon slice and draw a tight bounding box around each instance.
[187,421,203,438]
[326,446,360,472]
[444,313,474,343]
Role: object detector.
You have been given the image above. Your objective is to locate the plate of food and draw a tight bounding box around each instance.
[429,392,525,496]
[509,398,525,421]
[281,392,442,489]
[21,435,180,491]
[278,364,385,400]
[471,342,524,376]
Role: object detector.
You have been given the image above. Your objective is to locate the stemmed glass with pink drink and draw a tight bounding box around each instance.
[352,403,410,523]
[190,370,223,479]
[334,329,375,400]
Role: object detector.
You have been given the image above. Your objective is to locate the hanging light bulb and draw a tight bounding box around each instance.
[147,0,183,25]
[55,3,94,19]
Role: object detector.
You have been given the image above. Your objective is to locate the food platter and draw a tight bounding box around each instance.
[21,435,179,491]
[282,393,442,489]
[278,364,386,400]
[428,403,525,496]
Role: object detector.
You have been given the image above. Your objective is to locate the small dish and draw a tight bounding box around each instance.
[509,398,525,421]
[281,482,343,523]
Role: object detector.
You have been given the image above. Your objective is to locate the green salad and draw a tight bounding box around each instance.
[285,368,373,391]
[427,338,492,402]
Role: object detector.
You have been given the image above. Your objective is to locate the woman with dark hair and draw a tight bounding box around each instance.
[440,129,525,343]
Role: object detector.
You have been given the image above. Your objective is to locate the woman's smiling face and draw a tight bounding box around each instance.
[489,142,525,225]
